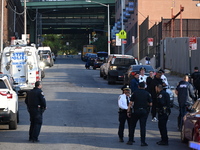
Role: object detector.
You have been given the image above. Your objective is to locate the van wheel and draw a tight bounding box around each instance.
[108,75,116,84]
[17,111,19,123]
[9,113,17,130]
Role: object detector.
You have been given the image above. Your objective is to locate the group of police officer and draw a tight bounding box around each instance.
[118,69,171,146]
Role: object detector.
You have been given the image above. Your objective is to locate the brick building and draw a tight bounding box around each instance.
[114,0,200,59]
[0,0,24,50]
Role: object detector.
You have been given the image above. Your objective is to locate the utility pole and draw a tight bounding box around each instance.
[121,0,125,54]
[1,0,4,52]
[24,0,27,44]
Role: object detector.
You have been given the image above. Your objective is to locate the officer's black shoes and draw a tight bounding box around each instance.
[32,140,40,143]
[141,142,148,146]
[119,138,124,142]
[156,141,168,145]
[126,141,133,145]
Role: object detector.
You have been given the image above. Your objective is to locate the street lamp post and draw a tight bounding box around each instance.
[85,0,110,55]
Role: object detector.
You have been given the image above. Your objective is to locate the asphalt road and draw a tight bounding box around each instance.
[0,57,190,150]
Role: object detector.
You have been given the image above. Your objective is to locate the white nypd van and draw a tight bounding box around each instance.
[0,41,43,94]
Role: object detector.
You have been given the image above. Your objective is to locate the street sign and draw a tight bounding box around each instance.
[122,40,127,44]
[147,38,153,46]
[189,37,197,50]
[116,34,121,46]
[119,30,127,39]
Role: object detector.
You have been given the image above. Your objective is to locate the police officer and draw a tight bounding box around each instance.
[25,81,46,143]
[118,88,131,142]
[156,84,171,145]
[191,67,200,99]
[149,71,166,122]
[175,75,195,131]
[127,82,152,146]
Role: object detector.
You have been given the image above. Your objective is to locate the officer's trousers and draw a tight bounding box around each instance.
[128,109,148,143]
[158,113,169,142]
[28,108,43,141]
[151,98,157,118]
[178,106,187,130]
[118,112,131,139]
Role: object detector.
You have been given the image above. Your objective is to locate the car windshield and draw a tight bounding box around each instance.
[132,66,154,72]
[97,53,108,57]
[112,58,136,65]
[42,55,48,59]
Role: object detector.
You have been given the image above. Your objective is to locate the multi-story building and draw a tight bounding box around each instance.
[0,0,24,50]
[114,0,200,60]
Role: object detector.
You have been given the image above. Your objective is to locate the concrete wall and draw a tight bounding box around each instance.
[160,37,200,74]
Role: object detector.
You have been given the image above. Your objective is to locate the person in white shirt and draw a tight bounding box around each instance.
[160,69,169,86]
[118,88,131,143]
[139,67,148,83]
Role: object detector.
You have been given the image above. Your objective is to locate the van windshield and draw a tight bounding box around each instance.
[112,58,136,65]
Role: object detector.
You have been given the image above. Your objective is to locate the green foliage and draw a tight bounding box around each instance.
[93,36,107,52]
[42,34,88,55]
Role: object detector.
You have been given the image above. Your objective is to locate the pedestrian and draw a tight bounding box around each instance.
[25,81,47,143]
[191,66,200,99]
[145,55,150,65]
[149,71,166,122]
[130,72,139,94]
[146,71,154,93]
[155,84,171,145]
[126,82,152,146]
[139,67,148,83]
[159,69,169,86]
[175,75,195,131]
[118,88,131,142]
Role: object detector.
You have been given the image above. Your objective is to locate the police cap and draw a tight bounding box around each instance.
[140,67,146,71]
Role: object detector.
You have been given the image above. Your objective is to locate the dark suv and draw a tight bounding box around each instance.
[93,52,108,70]
[101,54,138,84]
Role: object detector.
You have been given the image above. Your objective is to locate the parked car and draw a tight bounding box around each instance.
[42,54,51,67]
[85,54,97,68]
[83,53,95,62]
[181,99,200,144]
[0,75,19,129]
[93,52,108,70]
[101,54,139,84]
[123,65,155,85]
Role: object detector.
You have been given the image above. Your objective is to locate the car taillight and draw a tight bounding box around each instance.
[0,91,12,99]
[36,71,40,81]
[131,72,136,76]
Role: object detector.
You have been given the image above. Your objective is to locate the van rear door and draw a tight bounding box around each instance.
[11,50,27,85]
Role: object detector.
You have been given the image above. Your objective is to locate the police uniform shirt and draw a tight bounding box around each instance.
[139,75,147,83]
[118,94,130,110]
[157,90,170,108]
[25,87,46,109]
[130,89,152,110]
[161,74,169,86]
[176,81,195,107]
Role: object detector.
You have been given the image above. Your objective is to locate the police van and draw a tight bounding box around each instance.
[0,41,43,94]
[38,46,54,67]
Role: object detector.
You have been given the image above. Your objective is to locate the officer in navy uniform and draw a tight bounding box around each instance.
[156,84,171,145]
[175,75,195,131]
[127,82,152,146]
[118,88,131,142]
[25,81,46,143]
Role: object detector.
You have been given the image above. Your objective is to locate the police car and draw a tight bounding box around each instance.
[0,75,19,129]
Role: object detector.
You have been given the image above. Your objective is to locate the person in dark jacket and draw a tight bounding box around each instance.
[127,82,152,146]
[156,84,171,145]
[191,66,200,99]
[149,71,166,122]
[130,73,139,94]
[175,75,195,131]
[146,71,154,93]
[25,81,47,143]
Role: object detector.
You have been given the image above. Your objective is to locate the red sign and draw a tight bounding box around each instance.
[189,37,197,50]
[122,40,127,44]
[148,38,153,46]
